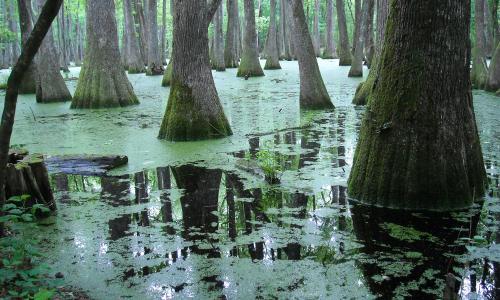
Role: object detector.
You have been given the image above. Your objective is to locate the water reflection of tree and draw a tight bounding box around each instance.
[351,204,481,299]
[101,175,131,241]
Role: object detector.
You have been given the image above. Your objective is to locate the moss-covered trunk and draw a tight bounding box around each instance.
[71,0,139,109]
[348,0,487,210]
[290,0,334,110]
[161,59,173,87]
[123,0,145,74]
[158,0,232,141]
[322,0,337,59]
[264,0,281,70]
[237,0,265,77]
[224,0,240,68]
[471,0,489,89]
[211,2,226,71]
[336,0,351,66]
[363,0,375,68]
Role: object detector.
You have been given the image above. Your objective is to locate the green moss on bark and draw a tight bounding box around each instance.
[158,81,233,141]
[236,59,265,77]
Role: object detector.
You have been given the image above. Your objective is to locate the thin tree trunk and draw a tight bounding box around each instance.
[158,0,232,141]
[348,0,368,77]
[348,0,487,210]
[145,0,163,75]
[161,0,167,64]
[71,0,139,108]
[352,0,388,105]
[124,0,146,73]
[237,0,265,77]
[471,0,489,89]
[17,0,38,94]
[492,0,499,47]
[312,0,320,56]
[290,0,333,109]
[280,0,292,60]
[224,0,240,68]
[486,41,500,92]
[211,1,225,71]
[363,0,374,67]
[336,0,351,65]
[0,0,63,237]
[322,0,337,59]
[7,0,20,65]
[484,0,494,57]
[133,0,148,65]
[57,4,69,72]
[264,0,281,69]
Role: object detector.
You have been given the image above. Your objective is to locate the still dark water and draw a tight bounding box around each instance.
[4,61,499,299]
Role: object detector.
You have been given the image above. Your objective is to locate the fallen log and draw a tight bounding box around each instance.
[45,154,128,176]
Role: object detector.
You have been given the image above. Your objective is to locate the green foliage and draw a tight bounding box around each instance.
[0,196,57,299]
[256,147,282,182]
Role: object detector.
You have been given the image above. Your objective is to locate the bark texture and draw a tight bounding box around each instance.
[123,0,145,73]
[237,0,265,77]
[71,0,139,109]
[471,0,489,89]
[146,0,163,75]
[348,0,487,210]
[224,0,240,68]
[322,0,337,59]
[33,0,71,103]
[290,0,334,110]
[158,0,232,141]
[211,2,226,71]
[17,0,38,94]
[264,0,281,69]
[336,0,351,66]
[279,0,292,60]
[352,0,388,105]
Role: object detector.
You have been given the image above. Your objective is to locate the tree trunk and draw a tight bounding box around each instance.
[471,0,489,89]
[322,0,337,59]
[158,0,232,141]
[33,0,72,103]
[57,4,70,72]
[225,0,240,68]
[237,0,265,77]
[486,41,500,92]
[211,2,225,71]
[348,0,487,210]
[290,0,334,110]
[280,0,292,60]
[124,0,146,73]
[224,0,240,68]
[71,0,139,108]
[351,0,388,105]
[363,0,375,67]
[492,0,500,48]
[146,0,163,75]
[264,0,281,69]
[348,0,369,77]
[17,0,38,94]
[133,0,148,65]
[484,0,494,57]
[352,0,361,53]
[312,0,320,56]
[161,0,167,65]
[0,0,63,236]
[7,0,20,65]
[336,0,351,65]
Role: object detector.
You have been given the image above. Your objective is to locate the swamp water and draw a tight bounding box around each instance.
[1,60,499,299]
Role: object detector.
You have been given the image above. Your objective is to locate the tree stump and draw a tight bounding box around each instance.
[5,150,56,210]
